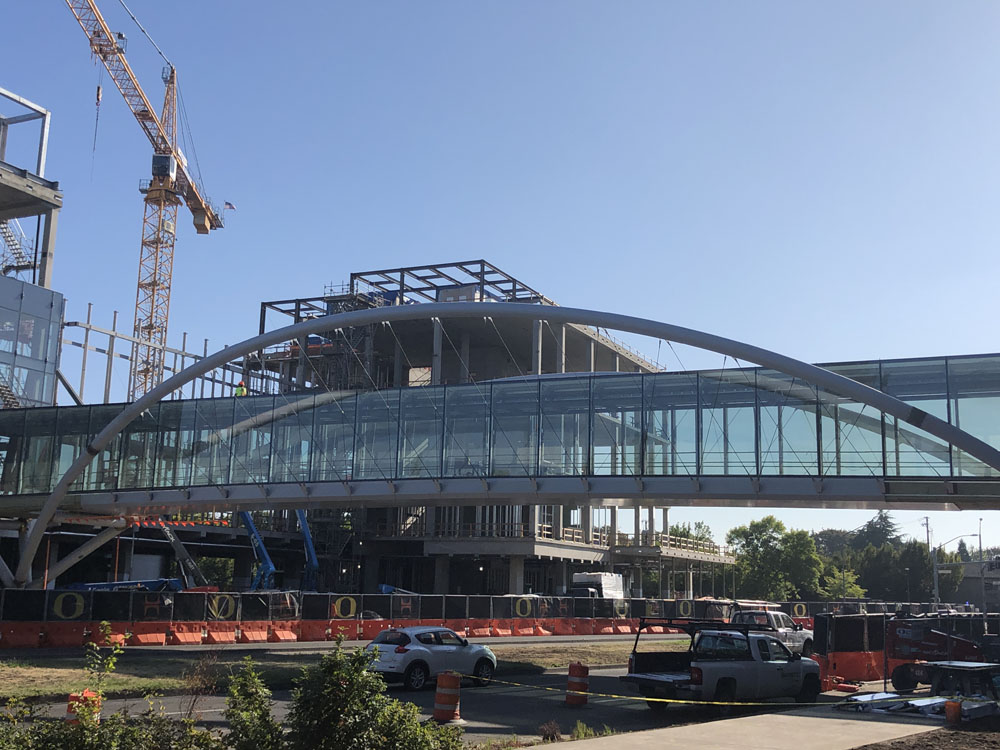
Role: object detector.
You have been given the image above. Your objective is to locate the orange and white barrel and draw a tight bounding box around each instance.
[65,689,101,724]
[566,661,589,706]
[433,671,463,724]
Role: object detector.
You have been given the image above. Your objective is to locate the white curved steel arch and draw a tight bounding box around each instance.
[15,302,1000,585]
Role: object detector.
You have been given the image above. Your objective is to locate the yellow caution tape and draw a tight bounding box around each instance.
[452,672,978,708]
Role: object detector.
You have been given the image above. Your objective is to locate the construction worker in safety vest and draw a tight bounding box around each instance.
[235,380,247,397]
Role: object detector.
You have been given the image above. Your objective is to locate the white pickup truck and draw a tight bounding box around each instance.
[730,610,814,656]
[620,621,821,712]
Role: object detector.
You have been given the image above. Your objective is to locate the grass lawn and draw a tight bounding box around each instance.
[0,636,687,701]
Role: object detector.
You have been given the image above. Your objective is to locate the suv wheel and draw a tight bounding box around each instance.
[473,658,494,687]
[801,639,814,657]
[404,662,429,691]
[796,674,821,704]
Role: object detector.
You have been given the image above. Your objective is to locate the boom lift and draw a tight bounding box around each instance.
[295,509,320,592]
[239,511,276,591]
[64,1,223,399]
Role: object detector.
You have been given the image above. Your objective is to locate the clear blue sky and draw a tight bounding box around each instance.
[4,2,1000,549]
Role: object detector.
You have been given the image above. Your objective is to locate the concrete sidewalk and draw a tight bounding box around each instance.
[569,704,940,749]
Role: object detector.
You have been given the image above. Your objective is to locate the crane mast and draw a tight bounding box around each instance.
[64,0,222,398]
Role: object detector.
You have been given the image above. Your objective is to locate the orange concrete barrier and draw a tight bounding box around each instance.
[43,622,87,648]
[356,619,382,641]
[614,620,635,635]
[513,619,536,637]
[443,620,468,636]
[238,621,269,643]
[594,618,616,635]
[391,619,422,630]
[66,690,100,724]
[566,662,589,706]
[467,619,492,637]
[268,621,299,643]
[646,625,665,634]
[534,619,554,636]
[490,619,512,637]
[168,622,205,646]
[433,671,463,724]
[554,619,575,636]
[84,621,128,646]
[331,620,361,640]
[299,620,331,642]
[0,622,41,648]
[129,622,169,646]
[204,622,237,644]
[573,618,594,635]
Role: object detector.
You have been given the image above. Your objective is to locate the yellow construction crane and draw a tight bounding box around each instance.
[65,0,223,399]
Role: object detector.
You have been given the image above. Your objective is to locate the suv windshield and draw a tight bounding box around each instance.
[372,631,410,646]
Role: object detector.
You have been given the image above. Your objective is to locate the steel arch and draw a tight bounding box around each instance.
[15,302,1000,585]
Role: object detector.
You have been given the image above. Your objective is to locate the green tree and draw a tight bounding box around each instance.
[852,511,900,551]
[225,657,283,750]
[819,564,866,599]
[813,529,855,558]
[726,516,793,600]
[957,539,972,563]
[782,530,824,599]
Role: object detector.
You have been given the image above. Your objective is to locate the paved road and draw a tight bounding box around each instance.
[44,666,717,745]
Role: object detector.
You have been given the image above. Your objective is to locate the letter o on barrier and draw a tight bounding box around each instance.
[333,596,358,619]
[207,594,237,621]
[678,600,693,618]
[792,603,807,618]
[52,593,85,621]
[515,598,532,618]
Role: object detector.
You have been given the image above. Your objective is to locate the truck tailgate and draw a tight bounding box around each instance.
[621,672,690,686]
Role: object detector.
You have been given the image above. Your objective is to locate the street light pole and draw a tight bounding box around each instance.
[905,567,911,603]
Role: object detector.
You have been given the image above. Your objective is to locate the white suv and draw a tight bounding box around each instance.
[366,627,497,690]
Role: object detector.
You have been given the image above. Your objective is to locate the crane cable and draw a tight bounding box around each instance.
[116,0,171,67]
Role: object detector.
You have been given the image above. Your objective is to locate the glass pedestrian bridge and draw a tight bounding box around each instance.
[1,353,999,506]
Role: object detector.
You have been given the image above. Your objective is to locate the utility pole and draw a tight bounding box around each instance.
[924,517,940,608]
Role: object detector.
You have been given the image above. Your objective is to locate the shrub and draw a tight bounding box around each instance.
[285,643,461,750]
[538,719,562,742]
[224,657,283,750]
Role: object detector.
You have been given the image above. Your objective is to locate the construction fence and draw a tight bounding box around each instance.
[0,590,962,649]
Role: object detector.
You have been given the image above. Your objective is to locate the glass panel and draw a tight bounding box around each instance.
[190,399,235,486]
[399,386,443,478]
[52,406,91,492]
[311,393,355,481]
[230,396,275,485]
[949,355,1000,478]
[757,371,818,475]
[0,409,25,494]
[155,401,198,487]
[0,307,17,355]
[539,378,589,475]
[490,381,538,477]
[354,391,399,479]
[16,313,48,360]
[20,407,57,493]
[443,384,490,477]
[820,363,884,476]
[592,375,642,476]
[269,393,315,483]
[700,369,756,475]
[119,404,160,489]
[644,373,698,475]
[882,359,950,477]
[84,405,124,492]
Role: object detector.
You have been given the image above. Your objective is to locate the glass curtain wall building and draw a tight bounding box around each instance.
[0,353,997,497]
[0,276,63,409]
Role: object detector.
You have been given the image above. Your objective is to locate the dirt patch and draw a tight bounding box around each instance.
[857,717,1000,750]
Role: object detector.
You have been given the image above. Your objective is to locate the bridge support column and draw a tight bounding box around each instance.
[508,555,524,594]
[431,320,443,385]
[648,507,655,543]
[634,508,641,547]
[582,505,593,544]
[552,505,563,540]
[531,320,542,375]
[433,556,450,594]
[686,566,694,598]
[233,550,253,590]
[460,333,470,383]
[554,324,565,373]
[394,341,404,387]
